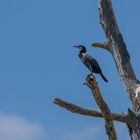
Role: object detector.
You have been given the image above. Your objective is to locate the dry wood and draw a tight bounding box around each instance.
[53,98,129,124]
[53,0,140,139]
[85,74,117,140]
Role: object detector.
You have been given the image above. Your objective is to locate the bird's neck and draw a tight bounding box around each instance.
[80,49,86,53]
[79,47,86,53]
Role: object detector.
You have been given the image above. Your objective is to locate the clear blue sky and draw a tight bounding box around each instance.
[0,0,140,140]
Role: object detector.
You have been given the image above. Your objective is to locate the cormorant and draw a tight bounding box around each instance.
[74,45,108,82]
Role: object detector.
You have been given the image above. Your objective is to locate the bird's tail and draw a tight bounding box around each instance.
[100,73,108,82]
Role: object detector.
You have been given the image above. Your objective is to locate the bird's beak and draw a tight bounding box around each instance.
[73,46,80,49]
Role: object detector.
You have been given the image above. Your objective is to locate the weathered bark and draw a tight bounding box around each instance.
[97,0,139,109]
[91,0,140,139]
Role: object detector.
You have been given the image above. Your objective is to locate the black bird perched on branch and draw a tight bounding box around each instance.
[74,45,108,82]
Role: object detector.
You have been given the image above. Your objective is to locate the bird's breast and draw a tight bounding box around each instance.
[79,53,88,63]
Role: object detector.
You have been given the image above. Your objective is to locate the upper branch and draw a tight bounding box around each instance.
[86,74,117,140]
[91,41,111,50]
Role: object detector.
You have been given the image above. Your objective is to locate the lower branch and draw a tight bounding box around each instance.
[53,98,129,124]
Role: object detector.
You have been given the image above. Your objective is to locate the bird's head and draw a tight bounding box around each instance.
[73,45,86,53]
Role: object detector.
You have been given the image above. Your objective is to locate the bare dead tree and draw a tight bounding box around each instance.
[53,0,140,140]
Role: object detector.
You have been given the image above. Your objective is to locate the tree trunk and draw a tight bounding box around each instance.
[95,0,140,139]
